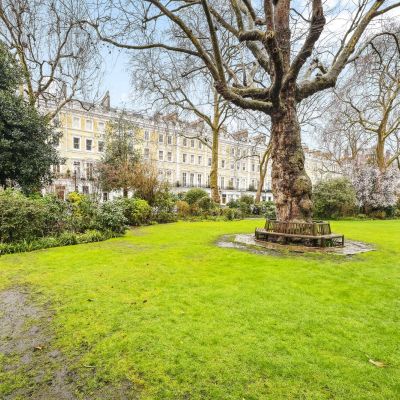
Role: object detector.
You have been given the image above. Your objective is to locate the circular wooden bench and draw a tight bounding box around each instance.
[255,219,344,247]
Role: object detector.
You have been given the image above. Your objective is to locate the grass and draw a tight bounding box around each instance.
[0,219,399,399]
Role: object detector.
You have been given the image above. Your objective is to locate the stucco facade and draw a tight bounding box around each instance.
[44,100,274,203]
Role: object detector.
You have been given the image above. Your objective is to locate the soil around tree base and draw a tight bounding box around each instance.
[216,234,375,256]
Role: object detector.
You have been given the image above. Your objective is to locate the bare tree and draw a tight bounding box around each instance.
[85,0,400,222]
[0,0,102,119]
[331,28,400,172]
[130,50,237,203]
[315,94,372,168]
[229,110,272,203]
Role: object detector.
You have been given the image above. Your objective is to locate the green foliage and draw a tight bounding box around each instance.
[0,41,22,91]
[118,197,152,226]
[176,190,221,219]
[0,189,126,251]
[0,42,60,193]
[67,192,99,233]
[252,201,275,218]
[223,207,243,220]
[197,196,214,211]
[97,113,141,194]
[184,188,208,205]
[176,200,190,218]
[239,195,254,205]
[152,189,177,223]
[0,190,67,242]
[0,230,118,255]
[96,200,127,234]
[368,210,387,220]
[227,195,255,217]
[313,178,357,219]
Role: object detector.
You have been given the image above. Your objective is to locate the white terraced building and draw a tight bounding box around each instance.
[42,95,339,203]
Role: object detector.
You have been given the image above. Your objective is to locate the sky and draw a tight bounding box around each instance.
[100,47,132,108]
[97,2,400,150]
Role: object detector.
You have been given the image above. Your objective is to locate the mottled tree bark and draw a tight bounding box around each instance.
[270,92,313,222]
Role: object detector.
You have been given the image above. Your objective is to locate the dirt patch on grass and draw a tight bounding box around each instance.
[0,286,138,400]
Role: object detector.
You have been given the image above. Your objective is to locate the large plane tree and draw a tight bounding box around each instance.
[87,0,399,221]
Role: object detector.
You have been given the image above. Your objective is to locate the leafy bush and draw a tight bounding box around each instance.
[184,188,208,205]
[223,208,243,221]
[313,178,357,219]
[227,195,255,217]
[263,201,276,219]
[96,200,127,234]
[0,230,119,255]
[197,196,214,211]
[176,200,190,218]
[368,210,387,220]
[67,192,99,233]
[152,189,177,223]
[118,197,152,226]
[239,195,254,205]
[0,189,129,254]
[226,199,239,208]
[0,190,68,242]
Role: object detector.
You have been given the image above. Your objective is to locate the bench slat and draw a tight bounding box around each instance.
[256,229,343,240]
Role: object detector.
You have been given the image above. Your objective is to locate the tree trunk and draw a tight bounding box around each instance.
[376,135,386,172]
[270,100,313,222]
[255,150,269,203]
[210,127,220,203]
[255,173,265,204]
[123,187,128,198]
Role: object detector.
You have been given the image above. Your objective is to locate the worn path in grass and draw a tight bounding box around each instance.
[0,220,399,399]
[0,286,137,399]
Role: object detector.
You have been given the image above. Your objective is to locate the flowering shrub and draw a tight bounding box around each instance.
[349,164,400,214]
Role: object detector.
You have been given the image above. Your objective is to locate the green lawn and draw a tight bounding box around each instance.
[1,220,399,399]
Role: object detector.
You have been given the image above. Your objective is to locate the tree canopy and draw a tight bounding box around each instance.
[0,42,60,193]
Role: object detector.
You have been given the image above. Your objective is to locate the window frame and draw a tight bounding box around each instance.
[73,136,81,150]
[86,138,93,151]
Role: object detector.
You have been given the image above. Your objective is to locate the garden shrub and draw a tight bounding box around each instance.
[197,196,214,211]
[368,210,387,220]
[152,189,177,223]
[96,200,127,234]
[67,192,99,232]
[0,229,119,255]
[37,194,69,235]
[118,197,152,226]
[176,200,190,218]
[313,178,357,219]
[0,189,129,254]
[223,208,243,221]
[239,195,254,205]
[263,201,276,219]
[0,190,68,242]
[227,195,255,217]
[184,188,208,205]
